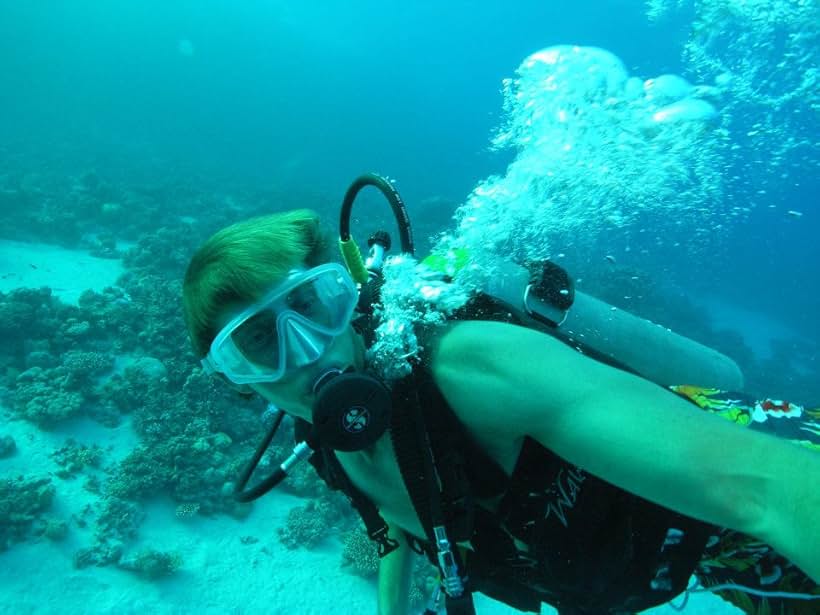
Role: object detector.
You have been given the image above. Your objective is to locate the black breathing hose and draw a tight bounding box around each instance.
[233,409,287,503]
[339,173,415,256]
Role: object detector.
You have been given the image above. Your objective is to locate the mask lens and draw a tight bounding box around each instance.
[288,268,354,330]
[285,284,331,326]
[231,309,280,369]
[208,264,357,384]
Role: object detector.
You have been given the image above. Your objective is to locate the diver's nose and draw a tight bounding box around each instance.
[281,318,330,369]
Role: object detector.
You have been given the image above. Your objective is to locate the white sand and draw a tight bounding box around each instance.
[0,240,740,614]
[0,240,124,305]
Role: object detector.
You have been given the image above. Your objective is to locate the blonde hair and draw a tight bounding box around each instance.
[183,209,333,357]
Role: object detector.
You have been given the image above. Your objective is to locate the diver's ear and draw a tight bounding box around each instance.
[214,373,256,397]
[228,381,255,397]
[235,385,256,399]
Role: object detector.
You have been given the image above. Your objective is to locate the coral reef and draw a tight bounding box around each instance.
[340,527,380,578]
[51,439,103,479]
[73,497,145,569]
[0,434,16,458]
[13,366,85,427]
[117,548,183,580]
[0,167,343,567]
[105,368,261,518]
[174,502,201,519]
[61,351,115,392]
[42,518,69,541]
[0,288,74,378]
[0,476,56,550]
[278,500,334,550]
[0,170,160,246]
[11,350,116,428]
[123,227,200,279]
[277,494,352,550]
[339,526,439,609]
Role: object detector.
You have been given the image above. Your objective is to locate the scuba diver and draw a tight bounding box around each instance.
[182,174,820,615]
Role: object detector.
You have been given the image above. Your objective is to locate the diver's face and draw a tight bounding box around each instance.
[209,264,364,421]
[248,324,366,421]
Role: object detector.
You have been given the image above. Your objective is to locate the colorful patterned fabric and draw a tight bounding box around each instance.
[670,386,820,614]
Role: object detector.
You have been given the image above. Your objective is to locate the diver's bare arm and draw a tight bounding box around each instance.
[432,320,820,583]
[762,447,820,582]
[377,521,414,615]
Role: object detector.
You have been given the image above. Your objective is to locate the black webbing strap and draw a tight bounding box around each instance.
[390,371,476,615]
[319,447,399,558]
[388,376,436,534]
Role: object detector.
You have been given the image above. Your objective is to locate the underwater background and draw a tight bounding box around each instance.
[0,1,817,614]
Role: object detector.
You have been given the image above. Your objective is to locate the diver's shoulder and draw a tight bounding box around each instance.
[429,319,565,369]
[427,319,570,414]
[427,320,540,467]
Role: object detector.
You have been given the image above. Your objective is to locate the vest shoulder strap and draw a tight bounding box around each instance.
[295,418,399,557]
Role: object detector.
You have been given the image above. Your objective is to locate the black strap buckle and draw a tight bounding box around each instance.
[369,525,400,557]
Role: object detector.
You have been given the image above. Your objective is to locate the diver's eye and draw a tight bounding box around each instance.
[244,328,270,352]
[234,312,278,355]
[286,288,318,314]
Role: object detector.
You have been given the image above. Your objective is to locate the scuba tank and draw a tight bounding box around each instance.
[476,255,744,391]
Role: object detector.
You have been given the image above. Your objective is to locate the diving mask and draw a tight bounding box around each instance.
[202,263,358,385]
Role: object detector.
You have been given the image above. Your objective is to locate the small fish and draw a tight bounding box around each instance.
[605,255,616,264]
[787,210,802,218]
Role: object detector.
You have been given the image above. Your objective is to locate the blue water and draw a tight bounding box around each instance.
[0,2,688,194]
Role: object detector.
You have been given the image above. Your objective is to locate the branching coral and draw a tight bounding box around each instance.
[278,495,352,550]
[118,548,183,580]
[113,272,194,384]
[340,527,380,578]
[73,496,146,569]
[0,288,73,373]
[0,476,56,551]
[107,444,173,499]
[75,287,140,351]
[409,557,440,611]
[61,351,115,392]
[102,363,267,521]
[123,227,200,279]
[278,500,333,550]
[13,366,85,427]
[0,435,16,459]
[51,439,104,479]
[102,358,173,423]
[96,497,145,543]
